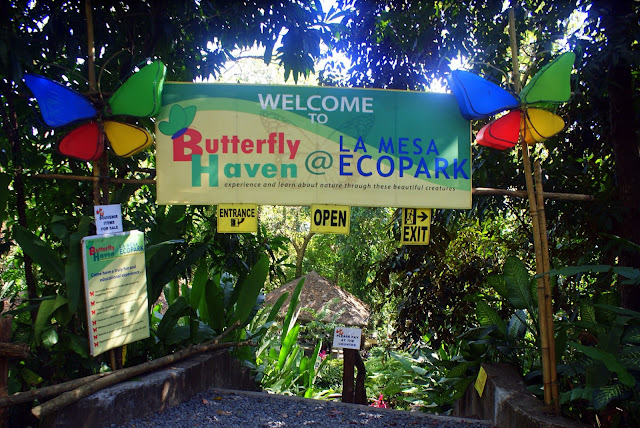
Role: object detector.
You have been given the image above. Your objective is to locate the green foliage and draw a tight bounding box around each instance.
[254,278,330,398]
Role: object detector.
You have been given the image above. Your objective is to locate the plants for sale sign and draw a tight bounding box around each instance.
[81,231,149,356]
[156,83,471,209]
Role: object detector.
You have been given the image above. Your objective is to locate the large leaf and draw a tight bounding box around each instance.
[282,277,305,343]
[49,216,70,245]
[503,256,532,309]
[13,225,64,283]
[570,342,636,387]
[250,292,289,341]
[546,265,640,284]
[145,239,183,260]
[507,310,527,341]
[0,172,11,224]
[445,361,478,378]
[163,279,179,307]
[623,326,640,344]
[234,255,269,325]
[34,295,67,343]
[580,301,597,324]
[156,296,195,342]
[487,274,506,299]
[148,242,208,306]
[593,384,632,409]
[204,275,225,332]
[619,346,640,370]
[476,301,507,337]
[278,323,300,371]
[190,257,209,310]
[65,216,91,313]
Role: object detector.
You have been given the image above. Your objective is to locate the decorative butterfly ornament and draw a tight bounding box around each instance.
[24,61,166,161]
[446,52,575,150]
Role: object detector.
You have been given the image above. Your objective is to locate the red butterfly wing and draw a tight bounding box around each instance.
[57,122,104,161]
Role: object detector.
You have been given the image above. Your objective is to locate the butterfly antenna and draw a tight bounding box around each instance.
[468,61,515,92]
[97,48,131,101]
[38,63,91,89]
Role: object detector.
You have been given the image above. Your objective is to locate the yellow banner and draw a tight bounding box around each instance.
[401,208,431,245]
[82,231,149,357]
[310,205,350,234]
[217,204,258,233]
[156,83,471,209]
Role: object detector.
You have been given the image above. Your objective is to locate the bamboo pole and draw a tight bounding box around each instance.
[84,0,101,205]
[473,187,593,202]
[32,174,156,185]
[32,339,251,419]
[27,174,596,202]
[0,373,112,409]
[535,161,559,413]
[32,321,246,418]
[508,5,554,406]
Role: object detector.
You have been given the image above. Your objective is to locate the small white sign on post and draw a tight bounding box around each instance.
[95,204,123,235]
[333,326,362,350]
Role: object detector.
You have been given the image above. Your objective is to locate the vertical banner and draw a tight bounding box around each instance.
[156,83,471,208]
[82,231,149,356]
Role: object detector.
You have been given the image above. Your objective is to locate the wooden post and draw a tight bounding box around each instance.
[342,348,355,403]
[535,161,559,414]
[508,4,556,407]
[354,351,367,405]
[0,315,29,428]
[0,316,9,428]
[85,0,120,371]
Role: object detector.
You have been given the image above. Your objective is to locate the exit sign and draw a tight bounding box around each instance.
[401,208,431,245]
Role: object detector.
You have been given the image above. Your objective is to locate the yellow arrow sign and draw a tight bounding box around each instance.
[217,204,258,233]
[401,208,431,245]
[310,205,350,234]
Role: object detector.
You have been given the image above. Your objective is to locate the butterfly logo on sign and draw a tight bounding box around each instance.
[158,104,197,139]
[24,61,166,161]
[446,52,575,150]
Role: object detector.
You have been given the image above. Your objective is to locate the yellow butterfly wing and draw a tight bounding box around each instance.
[103,121,153,157]
[522,109,565,144]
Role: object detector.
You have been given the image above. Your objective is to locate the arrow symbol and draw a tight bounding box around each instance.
[418,211,429,223]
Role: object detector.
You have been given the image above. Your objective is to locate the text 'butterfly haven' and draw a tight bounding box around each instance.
[446,52,575,150]
[24,61,166,161]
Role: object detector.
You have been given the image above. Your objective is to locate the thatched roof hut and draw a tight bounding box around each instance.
[264,271,370,327]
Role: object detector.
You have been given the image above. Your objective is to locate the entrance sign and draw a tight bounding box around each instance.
[94,204,123,235]
[401,208,431,245]
[333,327,362,350]
[156,83,471,208]
[310,205,350,234]
[81,231,149,356]
[217,203,258,233]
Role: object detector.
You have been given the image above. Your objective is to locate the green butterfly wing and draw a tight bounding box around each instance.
[107,60,167,117]
[520,52,575,105]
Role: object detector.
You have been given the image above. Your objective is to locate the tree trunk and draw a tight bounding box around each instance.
[293,232,315,278]
[594,0,640,310]
[0,82,38,322]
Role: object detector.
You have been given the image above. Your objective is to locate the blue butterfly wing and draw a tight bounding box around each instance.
[446,70,519,120]
[24,74,97,127]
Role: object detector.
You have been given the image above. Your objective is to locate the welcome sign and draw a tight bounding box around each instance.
[156,83,471,208]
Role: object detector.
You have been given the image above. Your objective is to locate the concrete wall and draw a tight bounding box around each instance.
[45,349,258,428]
[454,363,588,428]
